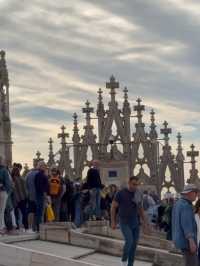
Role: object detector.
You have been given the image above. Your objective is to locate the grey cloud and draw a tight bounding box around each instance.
[1,0,200,164]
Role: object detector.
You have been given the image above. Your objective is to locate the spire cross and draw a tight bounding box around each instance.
[187,144,199,165]
[106,75,119,101]
[48,137,53,151]
[58,125,69,145]
[160,121,172,145]
[82,100,94,126]
[134,98,145,123]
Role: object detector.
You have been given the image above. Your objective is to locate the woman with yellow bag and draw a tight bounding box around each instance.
[46,203,55,222]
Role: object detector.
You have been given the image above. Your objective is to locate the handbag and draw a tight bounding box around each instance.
[46,204,55,222]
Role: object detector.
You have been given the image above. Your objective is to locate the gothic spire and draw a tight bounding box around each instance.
[149,109,158,140]
[47,137,55,167]
[134,98,145,124]
[97,88,105,117]
[160,121,172,146]
[106,75,119,102]
[58,125,69,150]
[122,87,131,115]
[82,100,94,128]
[0,50,9,88]
[72,112,80,143]
[176,132,184,161]
[187,144,199,183]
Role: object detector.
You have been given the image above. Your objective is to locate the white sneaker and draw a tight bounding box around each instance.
[121,261,127,266]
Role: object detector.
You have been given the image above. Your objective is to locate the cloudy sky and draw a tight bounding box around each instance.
[0,0,200,177]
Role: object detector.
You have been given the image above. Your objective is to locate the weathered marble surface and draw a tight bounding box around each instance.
[39,222,183,266]
[0,242,97,266]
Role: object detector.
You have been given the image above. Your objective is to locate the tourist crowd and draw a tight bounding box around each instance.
[0,158,177,236]
[1,157,200,266]
[0,160,120,234]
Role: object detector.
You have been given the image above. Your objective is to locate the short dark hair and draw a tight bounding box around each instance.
[129,176,139,182]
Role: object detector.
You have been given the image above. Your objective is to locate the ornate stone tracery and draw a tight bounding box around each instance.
[35,76,199,196]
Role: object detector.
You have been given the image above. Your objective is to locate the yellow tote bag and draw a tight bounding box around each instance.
[46,204,55,222]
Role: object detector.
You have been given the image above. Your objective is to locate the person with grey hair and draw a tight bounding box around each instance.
[172,184,199,266]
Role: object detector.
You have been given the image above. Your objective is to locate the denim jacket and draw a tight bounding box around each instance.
[172,197,197,250]
[0,165,12,194]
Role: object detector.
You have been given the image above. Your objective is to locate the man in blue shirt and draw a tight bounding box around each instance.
[172,184,199,266]
[111,176,149,266]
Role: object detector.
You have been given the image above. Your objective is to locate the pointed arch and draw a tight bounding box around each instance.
[138,143,145,159]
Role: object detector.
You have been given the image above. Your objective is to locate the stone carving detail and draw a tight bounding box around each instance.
[187,144,199,186]
[36,76,199,196]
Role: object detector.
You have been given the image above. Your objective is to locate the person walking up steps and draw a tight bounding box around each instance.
[111,176,149,266]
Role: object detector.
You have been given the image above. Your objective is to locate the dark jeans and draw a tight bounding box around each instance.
[35,194,44,232]
[88,188,101,218]
[51,196,61,222]
[18,200,28,229]
[120,223,140,266]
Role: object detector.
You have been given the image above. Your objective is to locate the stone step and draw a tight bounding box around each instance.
[83,226,172,251]
[39,224,183,266]
[0,232,39,244]
[0,240,150,266]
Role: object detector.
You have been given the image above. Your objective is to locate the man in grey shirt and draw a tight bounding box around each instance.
[111,176,149,266]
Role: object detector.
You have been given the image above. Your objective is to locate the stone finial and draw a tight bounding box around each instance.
[134,98,145,124]
[72,113,80,144]
[187,144,199,164]
[187,144,199,183]
[36,150,41,160]
[177,133,182,150]
[82,100,94,115]
[149,109,157,140]
[123,87,128,101]
[48,137,55,166]
[33,150,44,168]
[106,75,119,102]
[73,112,78,130]
[82,100,94,127]
[160,121,172,145]
[0,50,5,59]
[58,125,69,146]
[98,88,103,103]
[122,87,131,116]
[176,132,184,161]
[0,50,9,87]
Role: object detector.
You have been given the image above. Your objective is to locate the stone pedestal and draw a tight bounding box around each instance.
[99,160,129,187]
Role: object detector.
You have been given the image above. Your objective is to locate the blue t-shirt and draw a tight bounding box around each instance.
[114,188,143,226]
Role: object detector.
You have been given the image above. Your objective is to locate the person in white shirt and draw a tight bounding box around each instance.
[195,199,200,263]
